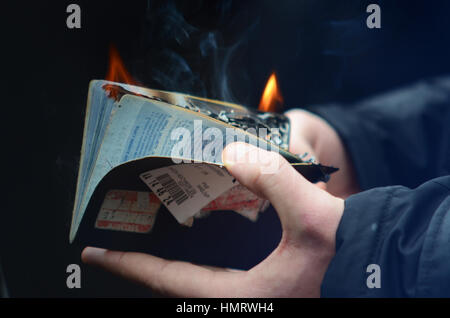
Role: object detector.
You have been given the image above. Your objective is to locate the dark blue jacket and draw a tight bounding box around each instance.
[314,77,450,297]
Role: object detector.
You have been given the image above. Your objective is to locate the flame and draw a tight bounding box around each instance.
[105,44,137,85]
[258,72,283,112]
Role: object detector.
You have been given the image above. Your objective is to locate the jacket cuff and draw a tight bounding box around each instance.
[320,187,394,297]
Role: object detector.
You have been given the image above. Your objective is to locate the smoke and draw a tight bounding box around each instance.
[207,21,258,104]
[130,0,384,105]
[132,0,258,104]
[149,49,207,96]
[199,32,218,57]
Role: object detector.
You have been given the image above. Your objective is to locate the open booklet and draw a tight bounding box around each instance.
[70,80,337,250]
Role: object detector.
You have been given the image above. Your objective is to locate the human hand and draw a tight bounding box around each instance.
[285,109,360,198]
[82,142,344,297]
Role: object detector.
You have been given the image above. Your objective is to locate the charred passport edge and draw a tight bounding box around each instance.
[102,83,338,184]
[102,83,290,147]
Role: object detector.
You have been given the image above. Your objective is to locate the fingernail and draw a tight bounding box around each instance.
[82,247,107,263]
[222,142,248,167]
[222,144,236,167]
[222,153,235,168]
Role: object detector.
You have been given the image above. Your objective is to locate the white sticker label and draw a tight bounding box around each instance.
[140,164,236,224]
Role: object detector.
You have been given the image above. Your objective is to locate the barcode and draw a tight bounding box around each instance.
[156,173,189,205]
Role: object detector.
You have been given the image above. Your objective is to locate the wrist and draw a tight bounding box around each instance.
[305,195,344,259]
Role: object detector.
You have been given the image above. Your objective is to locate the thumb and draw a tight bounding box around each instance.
[222,142,340,236]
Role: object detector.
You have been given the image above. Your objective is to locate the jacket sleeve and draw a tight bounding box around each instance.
[321,176,450,297]
[311,78,450,297]
[311,77,450,190]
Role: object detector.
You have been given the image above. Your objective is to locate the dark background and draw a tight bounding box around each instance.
[2,0,450,297]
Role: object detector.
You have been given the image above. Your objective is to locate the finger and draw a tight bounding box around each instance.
[285,109,316,155]
[222,142,329,232]
[81,247,246,297]
[289,135,317,163]
[285,109,321,169]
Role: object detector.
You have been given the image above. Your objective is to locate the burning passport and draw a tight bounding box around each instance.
[70,80,337,250]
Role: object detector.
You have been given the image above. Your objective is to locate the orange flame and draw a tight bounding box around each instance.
[258,72,283,112]
[105,44,137,85]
